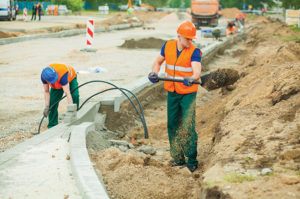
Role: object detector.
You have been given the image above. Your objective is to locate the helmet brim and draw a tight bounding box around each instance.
[185,35,198,40]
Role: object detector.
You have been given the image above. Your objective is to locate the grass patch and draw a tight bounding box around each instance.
[247,14,258,20]
[205,182,212,188]
[288,25,300,33]
[296,172,300,176]
[272,33,281,37]
[224,173,255,183]
[283,36,300,42]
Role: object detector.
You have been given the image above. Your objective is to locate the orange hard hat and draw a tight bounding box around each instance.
[177,21,197,39]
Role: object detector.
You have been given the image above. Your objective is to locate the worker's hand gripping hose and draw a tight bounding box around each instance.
[35,80,148,139]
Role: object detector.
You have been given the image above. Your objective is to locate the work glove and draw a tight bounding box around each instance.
[43,106,50,118]
[183,77,194,87]
[148,72,159,83]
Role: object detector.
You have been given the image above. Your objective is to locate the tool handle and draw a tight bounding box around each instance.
[157,77,202,85]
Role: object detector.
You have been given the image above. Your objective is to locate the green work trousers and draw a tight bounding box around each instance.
[48,78,79,128]
[167,91,198,166]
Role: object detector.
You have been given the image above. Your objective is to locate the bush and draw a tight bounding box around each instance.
[52,0,83,11]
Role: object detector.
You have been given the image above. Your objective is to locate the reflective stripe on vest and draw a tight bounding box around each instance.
[164,40,199,94]
[166,64,193,72]
[48,63,76,89]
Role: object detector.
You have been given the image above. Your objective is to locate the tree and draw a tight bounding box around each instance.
[184,0,191,8]
[143,0,169,7]
[281,0,300,9]
[169,0,183,8]
[52,0,83,11]
[220,0,275,9]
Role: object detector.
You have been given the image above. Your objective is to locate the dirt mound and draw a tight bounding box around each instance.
[89,15,300,199]
[90,148,201,199]
[221,7,241,18]
[0,31,23,38]
[97,11,170,28]
[202,68,240,90]
[120,37,166,49]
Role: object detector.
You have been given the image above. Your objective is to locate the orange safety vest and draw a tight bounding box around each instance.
[47,63,76,89]
[164,40,199,94]
[242,13,246,19]
[226,27,235,37]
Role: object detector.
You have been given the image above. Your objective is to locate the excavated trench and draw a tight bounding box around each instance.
[85,34,247,199]
[87,17,300,197]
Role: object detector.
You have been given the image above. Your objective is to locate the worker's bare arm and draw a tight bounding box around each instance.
[191,61,202,81]
[43,84,50,107]
[62,84,73,104]
[152,54,165,73]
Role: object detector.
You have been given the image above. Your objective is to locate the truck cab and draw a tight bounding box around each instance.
[191,0,219,28]
[0,0,16,20]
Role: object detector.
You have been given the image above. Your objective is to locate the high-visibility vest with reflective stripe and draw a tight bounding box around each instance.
[164,40,199,94]
[48,63,76,89]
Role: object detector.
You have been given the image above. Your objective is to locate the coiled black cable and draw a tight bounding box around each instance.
[35,80,148,139]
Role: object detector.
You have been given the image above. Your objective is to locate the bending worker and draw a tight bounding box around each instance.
[41,63,79,128]
[148,21,202,173]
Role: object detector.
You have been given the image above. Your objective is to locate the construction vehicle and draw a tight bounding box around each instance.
[191,0,219,28]
[128,0,155,11]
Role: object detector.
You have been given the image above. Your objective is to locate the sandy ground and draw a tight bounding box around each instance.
[0,11,177,152]
[1,9,299,198]
[0,11,219,153]
[0,11,169,38]
[88,15,300,199]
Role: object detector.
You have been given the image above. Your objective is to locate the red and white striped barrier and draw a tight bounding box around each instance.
[86,19,94,47]
[23,8,27,21]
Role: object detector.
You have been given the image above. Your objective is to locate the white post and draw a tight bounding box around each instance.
[86,18,94,48]
[23,8,27,21]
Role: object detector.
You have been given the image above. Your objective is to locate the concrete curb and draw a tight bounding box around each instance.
[0,29,247,199]
[70,122,109,199]
[0,23,142,45]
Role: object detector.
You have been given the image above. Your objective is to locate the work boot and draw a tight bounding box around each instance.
[187,165,198,172]
[171,161,185,167]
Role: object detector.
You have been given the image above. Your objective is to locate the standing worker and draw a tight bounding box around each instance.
[41,63,79,129]
[31,3,37,21]
[148,21,202,173]
[37,3,42,21]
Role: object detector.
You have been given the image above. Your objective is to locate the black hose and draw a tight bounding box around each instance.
[78,87,147,137]
[36,80,148,139]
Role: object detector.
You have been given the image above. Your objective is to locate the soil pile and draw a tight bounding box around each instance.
[89,15,300,199]
[120,37,166,49]
[90,148,201,199]
[221,8,241,18]
[0,11,169,39]
[0,31,23,38]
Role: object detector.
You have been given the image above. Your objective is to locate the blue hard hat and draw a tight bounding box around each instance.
[41,67,58,84]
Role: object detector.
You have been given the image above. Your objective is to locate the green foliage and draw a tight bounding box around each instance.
[288,25,300,33]
[52,0,83,11]
[283,36,300,42]
[281,0,300,9]
[244,157,250,162]
[224,173,255,183]
[88,0,168,8]
[205,182,212,188]
[220,0,274,9]
[247,14,258,19]
[143,0,169,7]
[169,0,182,8]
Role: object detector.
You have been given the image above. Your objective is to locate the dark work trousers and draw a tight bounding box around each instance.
[167,91,198,167]
[48,78,79,128]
